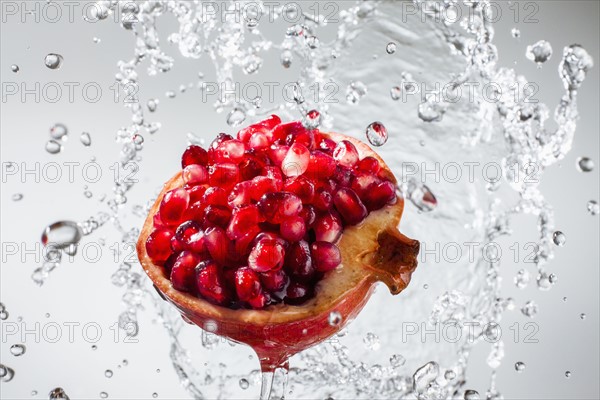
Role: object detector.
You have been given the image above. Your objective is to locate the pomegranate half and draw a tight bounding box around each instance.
[137,125,419,372]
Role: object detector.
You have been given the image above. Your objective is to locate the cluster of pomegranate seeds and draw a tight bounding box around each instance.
[146,115,396,309]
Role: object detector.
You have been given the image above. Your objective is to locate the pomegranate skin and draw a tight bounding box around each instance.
[137,131,419,371]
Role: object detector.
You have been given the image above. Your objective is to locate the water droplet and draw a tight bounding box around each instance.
[328,311,342,326]
[226,108,246,127]
[147,99,158,112]
[122,359,128,366]
[553,231,566,246]
[91,345,97,350]
[565,371,572,378]
[152,393,158,399]
[363,332,380,350]
[587,200,599,216]
[563,296,568,302]
[515,361,526,372]
[99,392,108,399]
[536,272,555,291]
[80,132,92,146]
[514,269,530,289]
[346,81,367,104]
[165,91,176,99]
[50,123,68,140]
[11,64,19,73]
[366,121,388,146]
[45,313,50,318]
[31,390,38,395]
[580,313,586,320]
[239,378,249,389]
[511,28,521,38]
[105,369,113,378]
[390,354,406,368]
[93,37,101,44]
[576,157,594,172]
[242,55,262,74]
[44,53,64,69]
[12,193,23,201]
[84,190,93,198]
[526,40,552,65]
[405,181,438,212]
[0,364,15,382]
[303,109,321,129]
[418,101,446,122]
[48,387,69,400]
[390,86,401,100]
[306,36,319,49]
[10,344,26,357]
[41,220,82,249]
[444,370,456,380]
[156,368,161,373]
[46,140,62,154]
[521,300,538,318]
[464,389,480,400]
[280,50,292,68]
[386,42,397,54]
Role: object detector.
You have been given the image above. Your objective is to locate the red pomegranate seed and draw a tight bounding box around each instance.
[313,188,333,211]
[333,187,368,225]
[261,166,284,182]
[283,176,314,203]
[181,145,208,168]
[235,267,262,301]
[159,188,190,226]
[333,165,354,188]
[299,205,316,226]
[271,121,306,144]
[238,115,281,142]
[284,281,312,305]
[310,242,342,272]
[204,226,230,265]
[228,181,253,208]
[350,171,381,198]
[268,144,290,166]
[333,140,359,168]
[182,164,208,186]
[232,227,261,261]
[260,114,282,130]
[286,129,315,149]
[171,234,186,253]
[208,163,240,190]
[171,251,204,292]
[247,292,269,309]
[285,240,316,283]
[214,139,246,163]
[209,133,234,151]
[187,185,207,203]
[249,176,281,201]
[239,158,263,181]
[248,238,285,272]
[146,228,175,264]
[187,230,207,254]
[281,142,310,177]
[305,151,337,179]
[248,132,269,149]
[317,137,337,154]
[260,269,289,293]
[227,205,261,240]
[203,205,232,229]
[280,215,307,242]
[357,156,380,173]
[202,187,228,207]
[183,200,206,223]
[363,180,396,211]
[313,210,342,243]
[163,252,179,275]
[196,260,231,305]
[175,220,202,245]
[153,212,166,229]
[257,192,302,224]
[253,232,288,249]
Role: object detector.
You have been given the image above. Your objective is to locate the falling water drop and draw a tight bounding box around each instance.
[31,390,38,395]
[405,181,438,212]
[515,361,526,372]
[280,50,293,68]
[418,101,446,122]
[99,392,108,399]
[553,231,566,246]
[587,200,599,216]
[536,272,555,291]
[366,121,388,146]
[239,378,250,389]
[91,345,97,351]
[526,40,552,65]
[10,344,26,357]
[152,393,158,398]
[41,221,83,249]
[390,86,401,100]
[80,132,92,146]
[49,123,68,140]
[306,35,319,49]
[105,369,113,378]
[147,99,158,112]
[165,91,176,98]
[0,364,15,382]
[303,109,321,129]
[464,390,480,400]
[580,313,586,320]
[48,387,69,400]
[576,157,594,172]
[565,371,572,378]
[328,311,342,326]
[514,269,530,289]
[226,108,246,127]
[11,64,19,72]
[386,42,397,54]
[45,140,62,154]
[444,370,456,380]
[12,193,23,201]
[511,28,520,38]
[44,53,64,69]
[93,37,101,44]
[521,301,538,318]
[363,332,380,350]
[346,81,367,104]
[389,354,406,368]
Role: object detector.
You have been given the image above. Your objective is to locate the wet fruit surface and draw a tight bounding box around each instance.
[143,116,401,310]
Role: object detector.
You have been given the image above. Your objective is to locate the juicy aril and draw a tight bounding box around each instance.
[137,115,419,370]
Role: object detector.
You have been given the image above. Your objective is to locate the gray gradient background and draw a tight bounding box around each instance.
[1,1,599,399]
